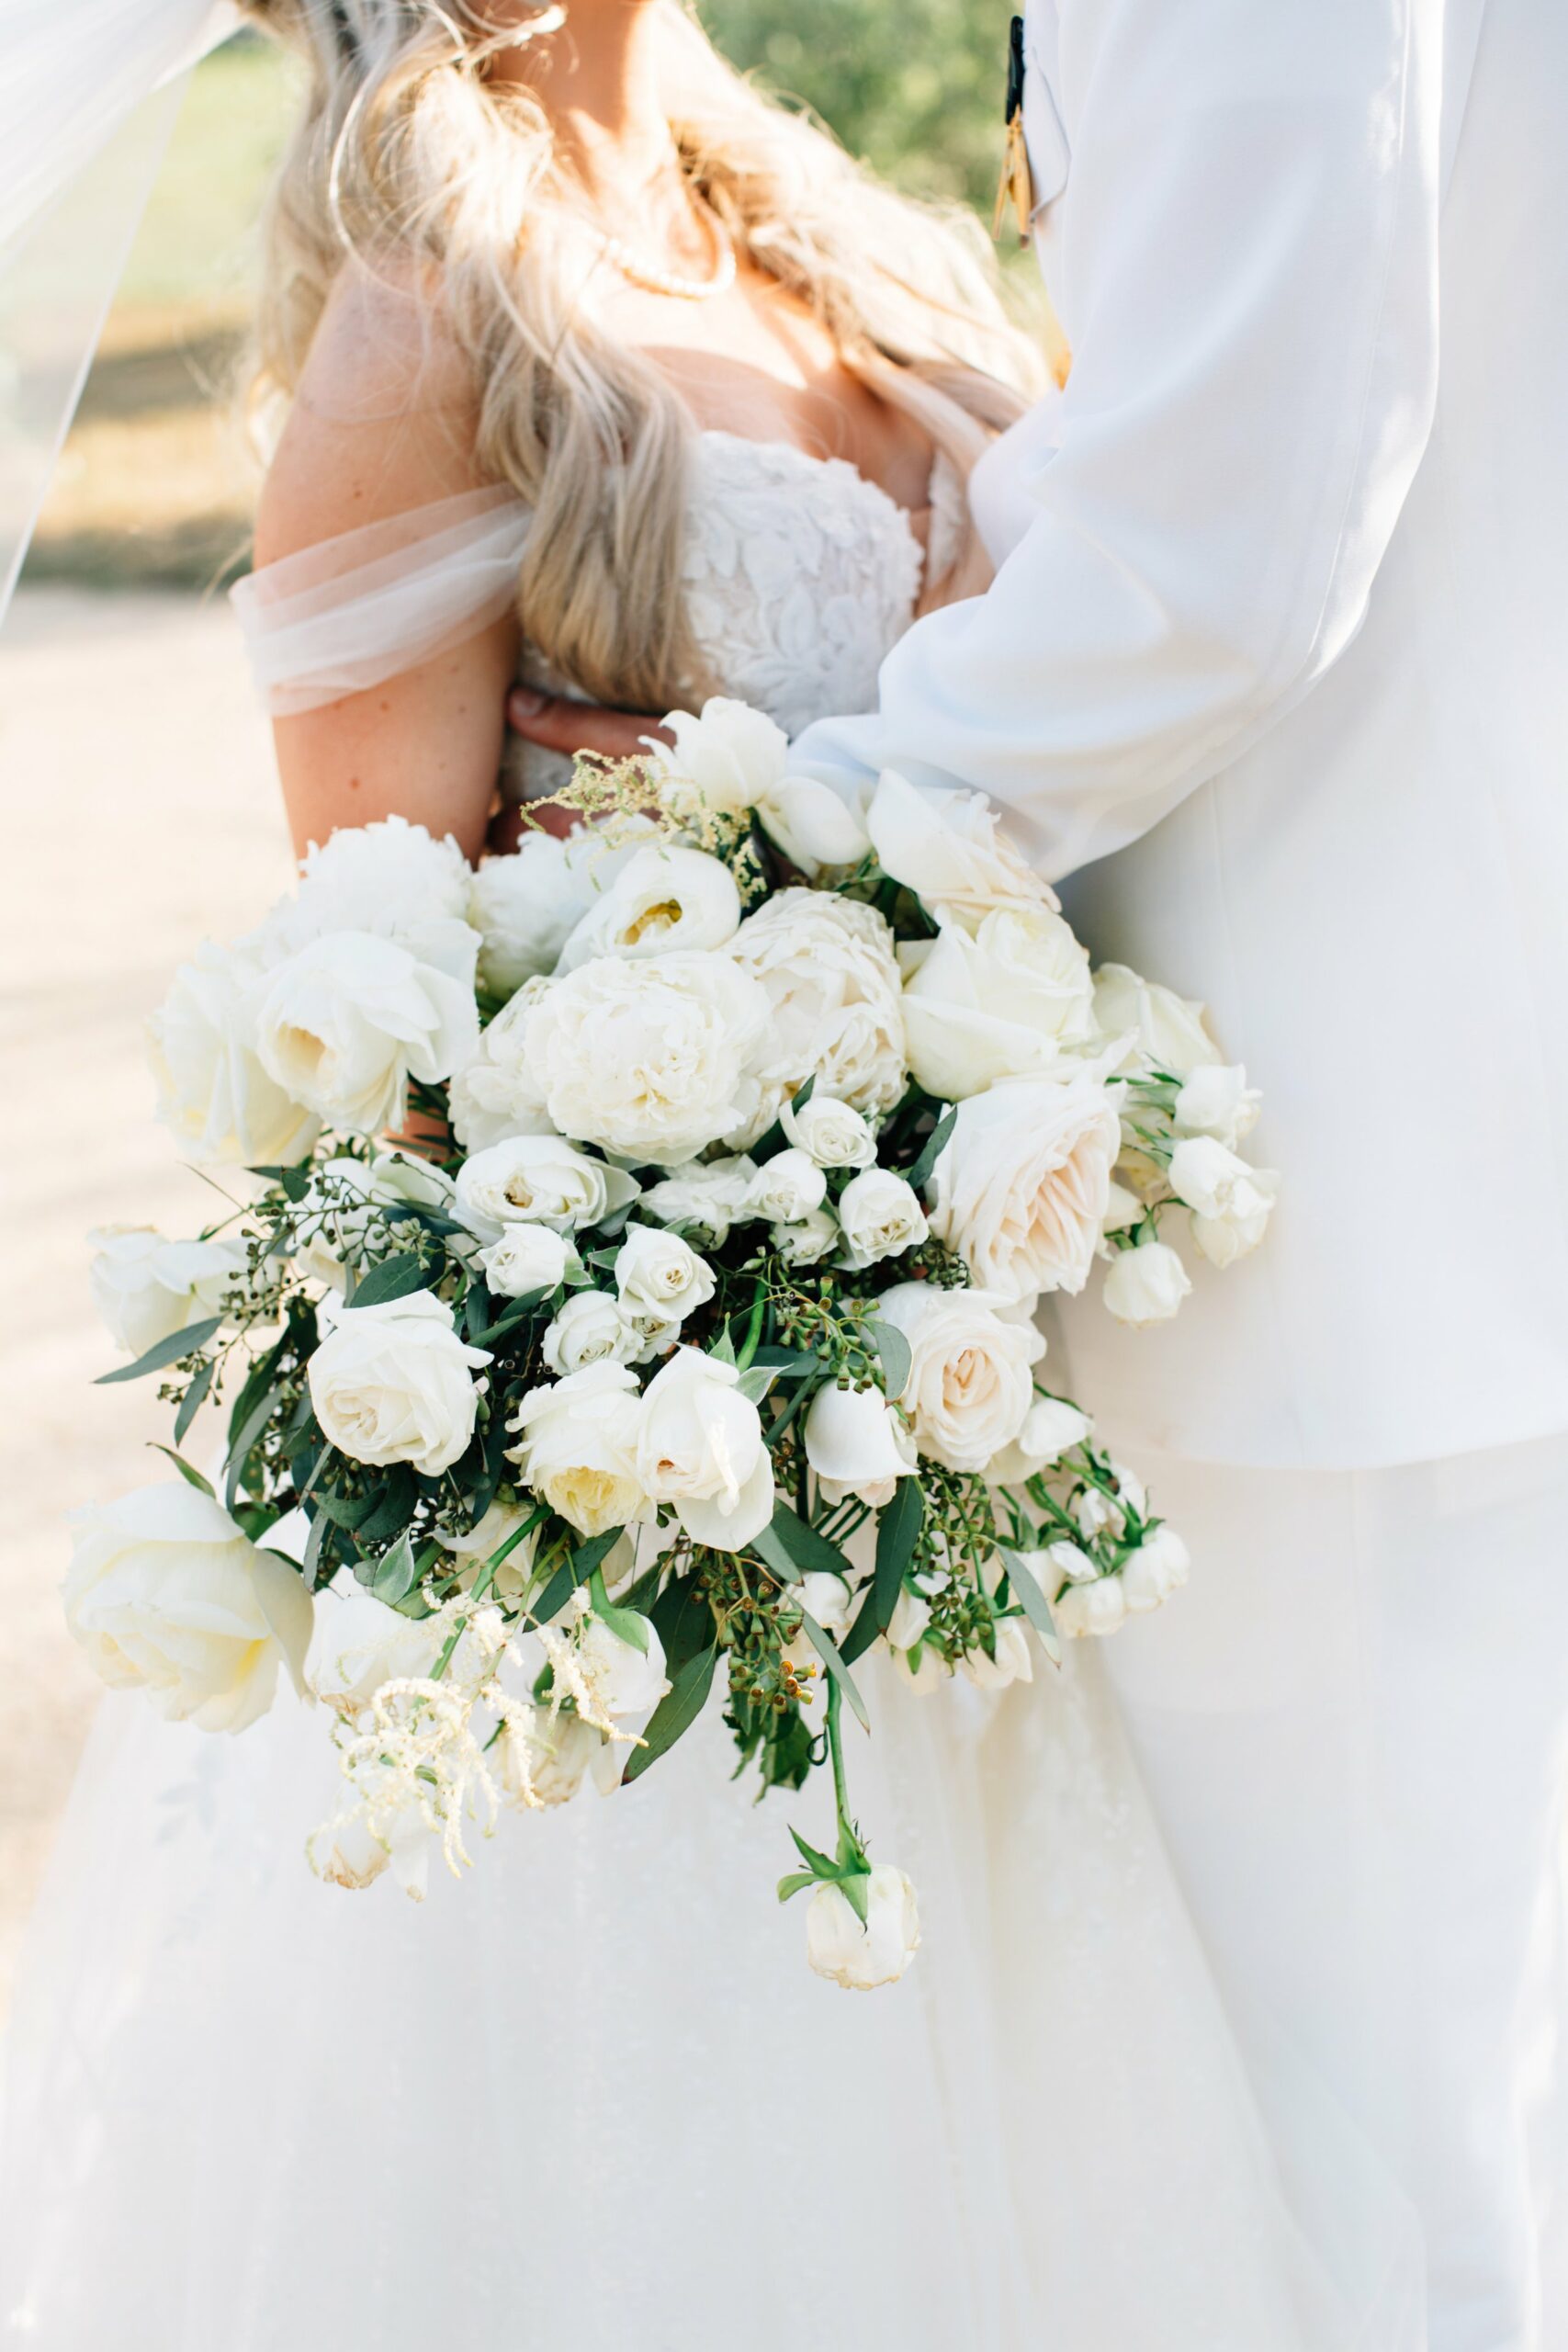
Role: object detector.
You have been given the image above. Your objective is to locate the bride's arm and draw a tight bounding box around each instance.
[253,268,521,864]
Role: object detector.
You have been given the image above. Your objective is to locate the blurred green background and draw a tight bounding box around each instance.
[30,11,1019,589]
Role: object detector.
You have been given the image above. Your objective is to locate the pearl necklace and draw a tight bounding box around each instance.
[594,204,738,302]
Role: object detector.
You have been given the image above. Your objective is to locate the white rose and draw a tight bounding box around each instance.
[836,1169,929,1270]
[557,843,741,969]
[886,1587,933,1654]
[541,1290,641,1375]
[497,1705,605,1806]
[986,1395,1093,1487]
[771,1207,840,1267]
[88,1227,248,1358]
[286,816,472,958]
[1041,1537,1100,1586]
[926,1073,1121,1302]
[456,1133,639,1238]
[651,699,872,873]
[1055,1576,1129,1638]
[574,1611,671,1719]
[479,1226,581,1299]
[307,1584,443,1716]
[807,1864,920,1990]
[252,928,479,1136]
[1173,1063,1261,1150]
[524,952,772,1165]
[1102,1240,1194,1325]
[468,823,654,998]
[148,940,321,1167]
[1101,1179,1146,1236]
[875,1283,1043,1474]
[444,1497,539,1600]
[805,1383,917,1507]
[781,1092,876,1170]
[782,1567,858,1674]
[1075,1486,1122,1542]
[64,1483,312,1734]
[309,1290,491,1476]
[899,905,1094,1100]
[1168,1137,1279,1268]
[747,1148,829,1225]
[727,890,905,1143]
[1091,964,1221,1078]
[867,770,1055,933]
[614,1225,716,1321]
[307,1812,390,1890]
[635,1348,775,1550]
[959,1616,1034,1690]
[507,1361,649,1536]
[638,1156,759,1246]
[1122,1525,1191,1613]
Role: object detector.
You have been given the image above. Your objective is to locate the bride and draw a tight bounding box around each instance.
[0,5,1421,2346]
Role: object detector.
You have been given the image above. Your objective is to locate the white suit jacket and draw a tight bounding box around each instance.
[795,0,1568,1470]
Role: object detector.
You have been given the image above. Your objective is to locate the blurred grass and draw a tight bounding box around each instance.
[29,13,1032,593]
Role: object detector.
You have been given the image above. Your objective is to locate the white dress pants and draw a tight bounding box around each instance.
[1101,1433,1568,2352]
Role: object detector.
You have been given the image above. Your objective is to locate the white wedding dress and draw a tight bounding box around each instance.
[0,428,1424,2351]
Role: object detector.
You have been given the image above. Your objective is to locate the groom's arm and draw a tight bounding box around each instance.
[792,0,1445,882]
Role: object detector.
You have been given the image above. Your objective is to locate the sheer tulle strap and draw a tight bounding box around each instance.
[231,484,531,718]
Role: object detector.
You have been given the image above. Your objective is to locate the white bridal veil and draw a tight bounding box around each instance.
[0,0,238,619]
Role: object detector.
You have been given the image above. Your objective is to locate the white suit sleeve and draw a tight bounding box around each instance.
[791,0,1444,881]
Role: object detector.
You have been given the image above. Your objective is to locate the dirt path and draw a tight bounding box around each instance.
[0,588,293,2012]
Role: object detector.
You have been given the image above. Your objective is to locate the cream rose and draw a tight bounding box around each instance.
[771,1207,840,1267]
[253,927,479,1136]
[926,1073,1121,1302]
[64,1483,313,1734]
[836,1169,929,1270]
[727,890,905,1143]
[1092,964,1222,1078]
[1122,1525,1191,1613]
[780,1091,876,1170]
[649,700,872,872]
[479,1226,581,1299]
[866,770,1055,933]
[1168,1137,1279,1268]
[806,1865,920,1991]
[557,843,741,968]
[507,1361,649,1536]
[456,1133,639,1238]
[309,1290,491,1476]
[541,1291,641,1376]
[149,940,322,1167]
[986,1395,1094,1487]
[635,1348,775,1551]
[88,1227,248,1358]
[1102,1239,1194,1325]
[1173,1062,1261,1150]
[746,1148,829,1225]
[899,905,1094,1100]
[875,1283,1043,1474]
[614,1225,716,1322]
[804,1383,916,1508]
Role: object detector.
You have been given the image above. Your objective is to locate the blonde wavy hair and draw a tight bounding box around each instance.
[241,0,1042,711]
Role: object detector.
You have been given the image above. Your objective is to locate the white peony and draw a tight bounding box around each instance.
[479,1225,581,1299]
[507,1361,649,1537]
[866,770,1055,933]
[557,843,741,969]
[959,1616,1035,1690]
[456,1133,639,1238]
[468,823,654,998]
[1168,1137,1279,1268]
[746,1148,829,1225]
[88,1227,248,1358]
[285,816,472,959]
[1121,1525,1191,1613]
[64,1483,313,1734]
[926,1073,1121,1302]
[780,1091,876,1170]
[252,927,479,1136]
[308,1290,491,1476]
[522,951,773,1165]
[614,1225,716,1322]
[149,940,321,1167]
[1092,964,1221,1078]
[807,1864,920,1991]
[447,977,557,1154]
[771,1207,840,1267]
[1102,1239,1194,1325]
[875,1283,1043,1474]
[986,1395,1093,1487]
[541,1290,641,1376]
[1173,1062,1261,1150]
[836,1169,929,1270]
[805,1383,916,1508]
[638,1156,759,1247]
[899,904,1095,1100]
[635,1348,775,1551]
[727,890,906,1143]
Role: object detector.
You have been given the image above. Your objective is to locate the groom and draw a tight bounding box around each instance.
[512,1,1568,2338]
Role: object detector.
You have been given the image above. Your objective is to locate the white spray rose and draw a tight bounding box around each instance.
[557,843,742,969]
[1168,1137,1279,1268]
[456,1133,639,1238]
[638,1156,759,1246]
[309,1290,491,1476]
[148,939,322,1167]
[252,928,479,1136]
[541,1291,641,1376]
[780,1091,876,1170]
[926,1073,1121,1302]
[635,1348,775,1551]
[746,1148,829,1225]
[986,1395,1094,1487]
[523,951,772,1165]
[875,1283,1043,1474]
[64,1483,313,1734]
[1173,1063,1261,1150]
[1092,964,1221,1078]
[1101,1179,1146,1235]
[867,770,1055,933]
[1122,1525,1191,1613]
[1055,1577,1129,1638]
[783,1568,857,1674]
[507,1361,649,1537]
[771,1207,840,1267]
[614,1225,716,1322]
[1042,1537,1100,1586]
[88,1227,248,1358]
[479,1226,581,1299]
[728,891,905,1143]
[1102,1240,1193,1325]
[447,977,556,1153]
[804,1383,917,1507]
[899,904,1094,1099]
[651,697,871,872]
[959,1617,1035,1691]
[807,1865,920,1991]
[836,1169,929,1270]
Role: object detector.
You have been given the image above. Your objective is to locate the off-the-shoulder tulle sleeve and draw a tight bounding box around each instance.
[230,484,531,717]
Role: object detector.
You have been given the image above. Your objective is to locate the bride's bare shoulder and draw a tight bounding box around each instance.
[255,257,488,565]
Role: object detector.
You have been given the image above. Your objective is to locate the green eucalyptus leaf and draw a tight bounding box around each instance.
[906,1104,958,1192]
[750,1519,803,1586]
[370,1531,421,1605]
[736,1363,779,1407]
[866,1319,912,1401]
[999,1546,1063,1666]
[347,1253,428,1309]
[148,1444,215,1498]
[95,1315,222,1387]
[840,1476,922,1666]
[621,1642,717,1784]
[770,1501,853,1581]
[173,1358,214,1445]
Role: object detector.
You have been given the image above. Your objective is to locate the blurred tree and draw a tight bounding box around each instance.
[701,0,1010,214]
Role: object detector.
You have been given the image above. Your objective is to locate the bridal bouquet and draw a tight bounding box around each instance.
[70,700,1276,1987]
